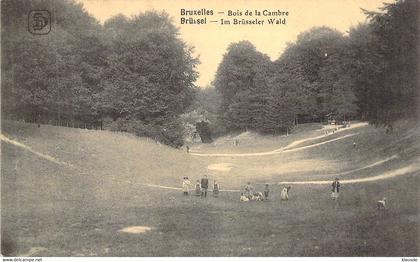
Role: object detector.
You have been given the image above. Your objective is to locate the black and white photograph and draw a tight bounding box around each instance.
[1,0,419,259]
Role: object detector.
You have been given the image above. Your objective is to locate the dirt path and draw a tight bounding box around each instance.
[0,133,74,168]
[190,122,367,157]
[337,155,398,176]
[282,133,357,153]
[190,133,357,157]
[2,124,417,192]
[278,160,420,185]
[143,161,419,191]
[140,161,419,191]
[282,122,367,150]
[143,183,241,192]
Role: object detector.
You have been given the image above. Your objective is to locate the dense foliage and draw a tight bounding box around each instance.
[211,0,418,134]
[214,41,273,132]
[1,0,198,147]
[2,0,417,145]
[348,0,419,127]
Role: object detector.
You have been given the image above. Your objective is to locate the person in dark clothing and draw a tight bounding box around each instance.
[213,180,220,197]
[195,180,201,196]
[201,175,209,198]
[264,184,270,200]
[331,178,340,200]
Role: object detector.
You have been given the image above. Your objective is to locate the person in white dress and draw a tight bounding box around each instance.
[182,177,191,196]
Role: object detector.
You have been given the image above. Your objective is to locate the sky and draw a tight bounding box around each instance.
[77,0,392,87]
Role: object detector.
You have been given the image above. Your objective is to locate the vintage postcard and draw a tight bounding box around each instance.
[1,0,419,259]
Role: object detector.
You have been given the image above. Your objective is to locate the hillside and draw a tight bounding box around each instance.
[1,120,419,256]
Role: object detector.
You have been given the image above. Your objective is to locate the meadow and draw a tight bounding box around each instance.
[1,120,419,256]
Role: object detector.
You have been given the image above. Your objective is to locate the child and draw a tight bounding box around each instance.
[281,186,290,200]
[264,184,270,200]
[240,193,249,202]
[195,180,201,196]
[213,181,220,197]
[182,177,191,196]
[253,192,264,201]
[245,182,253,199]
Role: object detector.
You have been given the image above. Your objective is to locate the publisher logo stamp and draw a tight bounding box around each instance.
[28,10,51,35]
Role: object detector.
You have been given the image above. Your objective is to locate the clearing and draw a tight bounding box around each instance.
[1,120,419,256]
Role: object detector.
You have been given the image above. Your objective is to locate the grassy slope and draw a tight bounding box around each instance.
[190,123,324,154]
[1,120,419,256]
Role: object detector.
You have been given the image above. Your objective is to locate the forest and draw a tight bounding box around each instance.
[195,0,418,136]
[1,0,418,146]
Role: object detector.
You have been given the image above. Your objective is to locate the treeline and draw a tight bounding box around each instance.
[2,0,418,146]
[211,0,418,135]
[1,0,198,147]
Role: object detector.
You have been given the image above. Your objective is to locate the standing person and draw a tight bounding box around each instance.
[213,180,220,197]
[195,180,201,196]
[201,175,209,198]
[264,184,270,200]
[245,182,253,199]
[182,177,191,196]
[234,139,239,146]
[331,178,340,200]
[186,145,190,153]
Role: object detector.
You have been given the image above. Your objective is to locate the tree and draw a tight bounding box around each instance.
[1,0,103,124]
[99,11,199,146]
[2,2,199,146]
[348,0,419,127]
[275,27,358,122]
[214,41,272,132]
[263,85,295,134]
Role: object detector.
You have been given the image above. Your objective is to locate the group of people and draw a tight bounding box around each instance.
[240,182,292,202]
[240,178,341,202]
[182,175,220,198]
[240,182,270,201]
[182,176,342,202]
